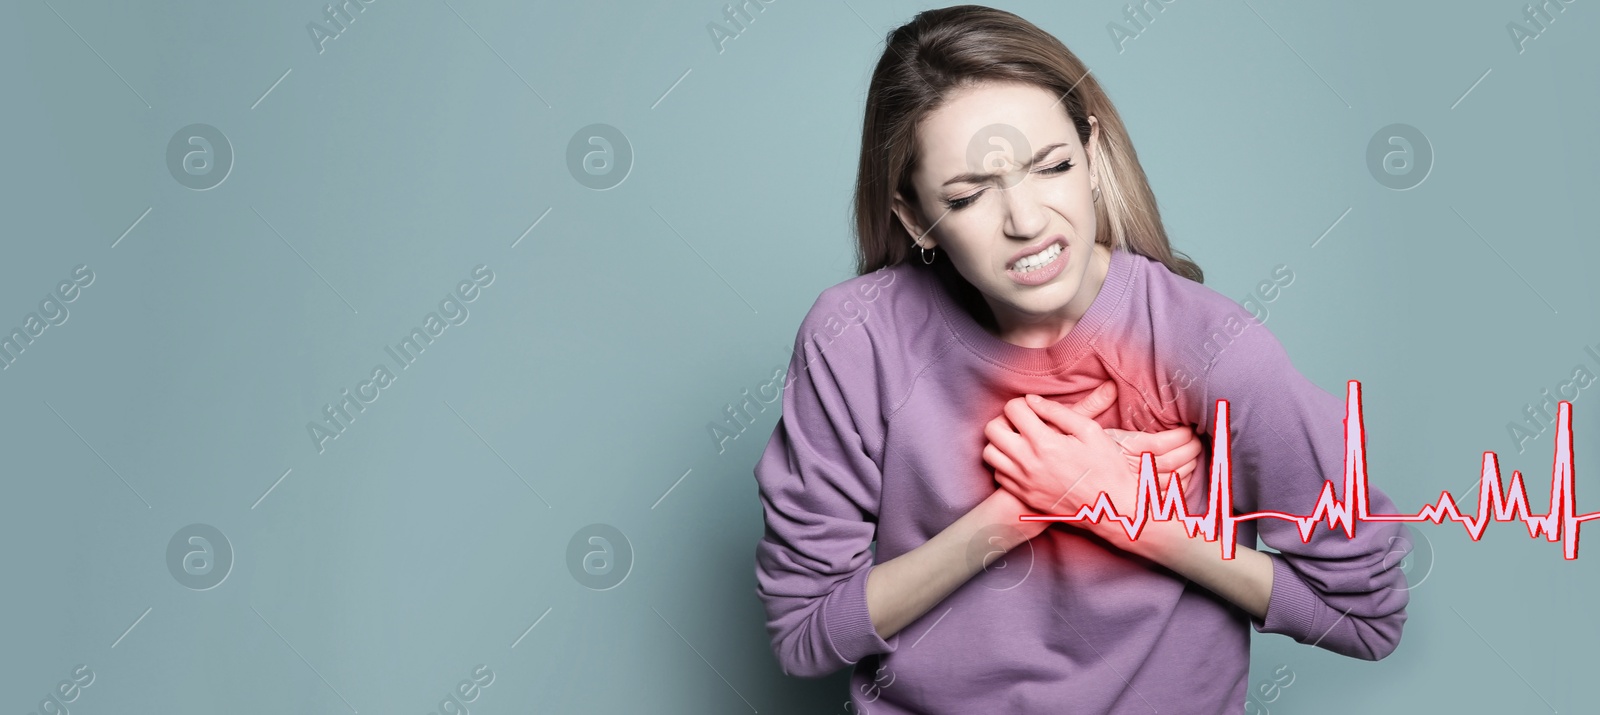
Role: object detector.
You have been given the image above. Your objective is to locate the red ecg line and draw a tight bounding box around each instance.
[1019,380,1593,560]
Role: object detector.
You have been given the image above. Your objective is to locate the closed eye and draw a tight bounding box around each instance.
[942,159,1077,211]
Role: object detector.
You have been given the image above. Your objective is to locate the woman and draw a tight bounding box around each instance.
[753,5,1409,713]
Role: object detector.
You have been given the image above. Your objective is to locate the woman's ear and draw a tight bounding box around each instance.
[891,191,935,250]
[1085,115,1100,193]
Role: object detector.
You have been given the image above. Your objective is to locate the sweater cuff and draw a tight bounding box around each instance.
[823,564,896,665]
[1252,554,1322,642]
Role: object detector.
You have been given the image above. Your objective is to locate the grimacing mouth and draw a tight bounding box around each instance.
[1005,236,1067,271]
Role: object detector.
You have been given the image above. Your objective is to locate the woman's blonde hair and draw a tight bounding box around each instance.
[853,4,1203,285]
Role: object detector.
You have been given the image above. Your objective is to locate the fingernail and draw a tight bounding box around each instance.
[1026,394,1041,404]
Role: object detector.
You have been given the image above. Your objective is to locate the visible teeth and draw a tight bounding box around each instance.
[1013,243,1062,273]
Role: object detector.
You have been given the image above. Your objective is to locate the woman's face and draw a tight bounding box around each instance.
[892,80,1103,338]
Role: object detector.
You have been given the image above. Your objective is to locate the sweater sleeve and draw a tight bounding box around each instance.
[1196,312,1410,661]
[753,303,896,678]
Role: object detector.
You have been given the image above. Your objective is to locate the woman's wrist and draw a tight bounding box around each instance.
[1125,519,1275,620]
[982,487,1052,541]
[1092,514,1190,565]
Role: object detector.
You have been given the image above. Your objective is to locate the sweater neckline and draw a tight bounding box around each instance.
[928,245,1136,374]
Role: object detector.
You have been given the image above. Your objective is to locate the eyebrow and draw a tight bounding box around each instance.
[941,142,1069,187]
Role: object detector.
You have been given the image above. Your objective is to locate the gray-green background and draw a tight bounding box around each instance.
[2,0,1595,713]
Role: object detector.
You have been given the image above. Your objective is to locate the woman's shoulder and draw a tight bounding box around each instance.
[811,262,910,315]
[795,262,926,352]
[1122,250,1292,381]
[784,263,940,418]
[1124,250,1245,322]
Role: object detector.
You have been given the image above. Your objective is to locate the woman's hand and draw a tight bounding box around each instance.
[1104,426,1205,490]
[984,380,1120,540]
[982,387,1205,549]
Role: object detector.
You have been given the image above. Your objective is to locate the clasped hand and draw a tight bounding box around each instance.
[982,379,1205,547]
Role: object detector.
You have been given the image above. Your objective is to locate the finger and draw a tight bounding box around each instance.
[1004,396,1056,445]
[985,410,1032,460]
[1174,470,1206,501]
[1160,469,1182,494]
[1067,380,1118,419]
[1121,426,1193,456]
[983,411,1017,440]
[1114,431,1186,467]
[983,414,1015,440]
[1175,458,1197,482]
[1024,393,1101,439]
[1160,434,1203,469]
[1180,466,1208,500]
[1024,396,1100,441]
[983,442,1021,478]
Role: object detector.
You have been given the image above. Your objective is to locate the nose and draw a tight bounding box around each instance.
[999,178,1048,239]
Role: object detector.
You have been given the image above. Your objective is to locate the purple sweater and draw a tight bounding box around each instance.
[752,247,1409,714]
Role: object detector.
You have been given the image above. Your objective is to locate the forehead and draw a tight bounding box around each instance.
[916,80,1076,168]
